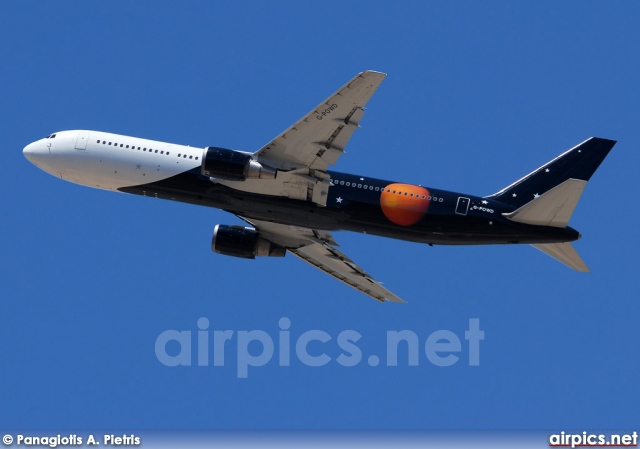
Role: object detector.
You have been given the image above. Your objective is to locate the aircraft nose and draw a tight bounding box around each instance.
[23,142,35,163]
[23,141,47,166]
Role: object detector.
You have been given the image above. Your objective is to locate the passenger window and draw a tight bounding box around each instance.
[189,155,193,159]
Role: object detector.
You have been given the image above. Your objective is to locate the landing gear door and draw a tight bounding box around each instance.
[75,132,89,150]
[455,197,470,215]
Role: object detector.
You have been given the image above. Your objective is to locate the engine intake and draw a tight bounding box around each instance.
[202,147,276,181]
[212,225,286,259]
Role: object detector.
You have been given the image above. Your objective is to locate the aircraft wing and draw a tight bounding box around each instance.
[239,217,405,303]
[254,70,386,172]
[215,71,386,207]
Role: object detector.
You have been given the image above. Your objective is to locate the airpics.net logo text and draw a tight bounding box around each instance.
[155,318,484,378]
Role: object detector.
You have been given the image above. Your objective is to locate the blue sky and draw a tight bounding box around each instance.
[1,1,639,431]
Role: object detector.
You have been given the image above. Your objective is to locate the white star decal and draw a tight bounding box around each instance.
[481,200,488,205]
[512,193,517,197]
[533,193,540,198]
[336,197,343,204]
[545,168,550,173]
[489,221,493,225]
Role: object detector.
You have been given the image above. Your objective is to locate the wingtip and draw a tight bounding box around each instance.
[363,70,387,77]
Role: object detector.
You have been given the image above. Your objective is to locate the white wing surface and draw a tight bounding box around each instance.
[254,70,386,172]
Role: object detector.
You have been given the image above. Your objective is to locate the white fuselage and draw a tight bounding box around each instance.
[23,130,202,191]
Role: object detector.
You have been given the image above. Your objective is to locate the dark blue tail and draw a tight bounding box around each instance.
[487,137,616,209]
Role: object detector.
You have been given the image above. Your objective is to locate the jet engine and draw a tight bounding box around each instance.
[201,147,276,181]
[212,225,286,259]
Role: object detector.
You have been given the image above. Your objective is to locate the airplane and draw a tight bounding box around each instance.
[23,70,616,303]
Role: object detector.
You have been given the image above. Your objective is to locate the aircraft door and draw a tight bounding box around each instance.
[75,132,89,150]
[455,197,470,215]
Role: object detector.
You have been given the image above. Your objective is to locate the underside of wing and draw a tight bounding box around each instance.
[239,217,405,303]
[254,70,386,172]
[212,71,386,208]
[290,243,405,303]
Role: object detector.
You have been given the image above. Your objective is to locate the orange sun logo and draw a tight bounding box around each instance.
[380,183,430,226]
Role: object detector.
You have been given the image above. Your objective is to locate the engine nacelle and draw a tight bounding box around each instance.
[212,225,286,259]
[201,147,276,181]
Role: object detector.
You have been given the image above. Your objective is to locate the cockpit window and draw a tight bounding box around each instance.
[45,134,57,139]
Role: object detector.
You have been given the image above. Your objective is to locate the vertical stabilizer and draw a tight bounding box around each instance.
[487,137,616,210]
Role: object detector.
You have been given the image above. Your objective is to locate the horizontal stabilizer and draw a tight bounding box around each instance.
[532,242,589,272]
[503,179,586,228]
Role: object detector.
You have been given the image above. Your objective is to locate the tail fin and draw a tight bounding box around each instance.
[487,137,616,271]
[487,137,616,214]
